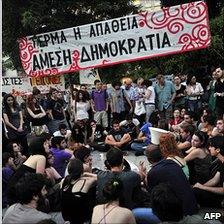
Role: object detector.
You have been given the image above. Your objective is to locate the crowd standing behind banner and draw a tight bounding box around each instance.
[2,66,224,224]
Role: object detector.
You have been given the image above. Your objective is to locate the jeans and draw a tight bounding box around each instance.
[131,142,148,152]
[145,104,155,123]
[132,208,160,224]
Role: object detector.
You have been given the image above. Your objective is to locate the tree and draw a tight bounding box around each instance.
[3,0,138,70]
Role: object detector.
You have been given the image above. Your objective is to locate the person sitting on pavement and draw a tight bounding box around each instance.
[53,123,71,141]
[92,178,136,224]
[105,120,131,151]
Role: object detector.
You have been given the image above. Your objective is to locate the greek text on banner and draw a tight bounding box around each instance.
[19,1,210,77]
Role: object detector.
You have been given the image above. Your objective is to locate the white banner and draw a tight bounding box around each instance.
[19,1,210,77]
[79,69,101,84]
[2,76,65,96]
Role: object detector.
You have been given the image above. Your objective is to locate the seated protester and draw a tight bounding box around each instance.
[45,152,62,185]
[3,173,51,223]
[92,178,136,224]
[193,136,224,208]
[7,137,49,205]
[61,158,97,224]
[50,136,72,177]
[131,121,152,156]
[74,146,93,173]
[105,120,131,151]
[169,109,182,131]
[2,152,15,209]
[120,114,140,140]
[97,148,145,210]
[160,133,189,179]
[53,123,71,141]
[177,122,195,154]
[147,154,198,216]
[89,120,106,152]
[70,120,92,145]
[6,142,27,168]
[200,114,215,137]
[184,131,212,184]
[211,118,224,137]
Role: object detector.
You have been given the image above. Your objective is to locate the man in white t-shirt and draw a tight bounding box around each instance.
[53,123,71,140]
[144,80,155,122]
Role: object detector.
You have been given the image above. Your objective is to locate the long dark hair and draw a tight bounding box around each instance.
[26,94,40,112]
[3,94,19,117]
[75,90,87,102]
[62,159,83,188]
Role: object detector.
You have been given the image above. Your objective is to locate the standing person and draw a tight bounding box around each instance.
[134,78,146,127]
[72,90,90,121]
[154,74,176,122]
[173,75,186,109]
[26,95,49,136]
[91,80,109,129]
[144,80,155,123]
[61,158,97,224]
[3,174,51,224]
[208,67,218,112]
[3,94,29,155]
[47,88,68,134]
[110,81,133,122]
[186,75,204,113]
[92,178,136,224]
[214,66,224,118]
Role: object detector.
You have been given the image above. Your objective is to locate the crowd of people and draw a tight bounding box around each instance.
[2,65,224,223]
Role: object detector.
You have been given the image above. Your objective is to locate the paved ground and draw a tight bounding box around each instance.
[92,150,151,171]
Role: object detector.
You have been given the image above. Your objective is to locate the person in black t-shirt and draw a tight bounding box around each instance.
[47,88,68,134]
[193,136,224,208]
[105,120,131,151]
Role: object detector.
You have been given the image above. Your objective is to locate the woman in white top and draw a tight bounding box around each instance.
[144,80,155,122]
[72,90,90,121]
[91,178,136,224]
[186,75,204,113]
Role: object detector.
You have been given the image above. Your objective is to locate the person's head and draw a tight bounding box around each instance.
[216,119,224,133]
[159,133,182,158]
[202,115,215,127]
[46,152,54,167]
[51,136,67,149]
[148,111,160,127]
[180,108,186,118]
[67,158,84,180]
[145,144,162,164]
[137,77,144,86]
[58,124,68,136]
[73,146,92,164]
[151,183,183,222]
[123,78,133,90]
[106,148,124,169]
[39,132,53,148]
[179,73,187,82]
[80,84,87,92]
[71,87,78,100]
[187,75,197,85]
[90,120,97,129]
[191,131,208,148]
[144,80,153,88]
[2,152,14,167]
[183,111,194,124]
[208,136,224,157]
[102,83,107,90]
[94,80,102,90]
[27,94,39,111]
[179,122,195,140]
[112,120,120,132]
[32,87,41,99]
[125,113,133,122]
[156,74,165,85]
[6,142,21,154]
[215,67,223,79]
[112,81,122,90]
[29,137,49,156]
[15,173,47,205]
[103,178,124,205]
[49,88,58,99]
[3,94,17,112]
[76,90,87,102]
[173,75,181,86]
[173,109,180,119]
